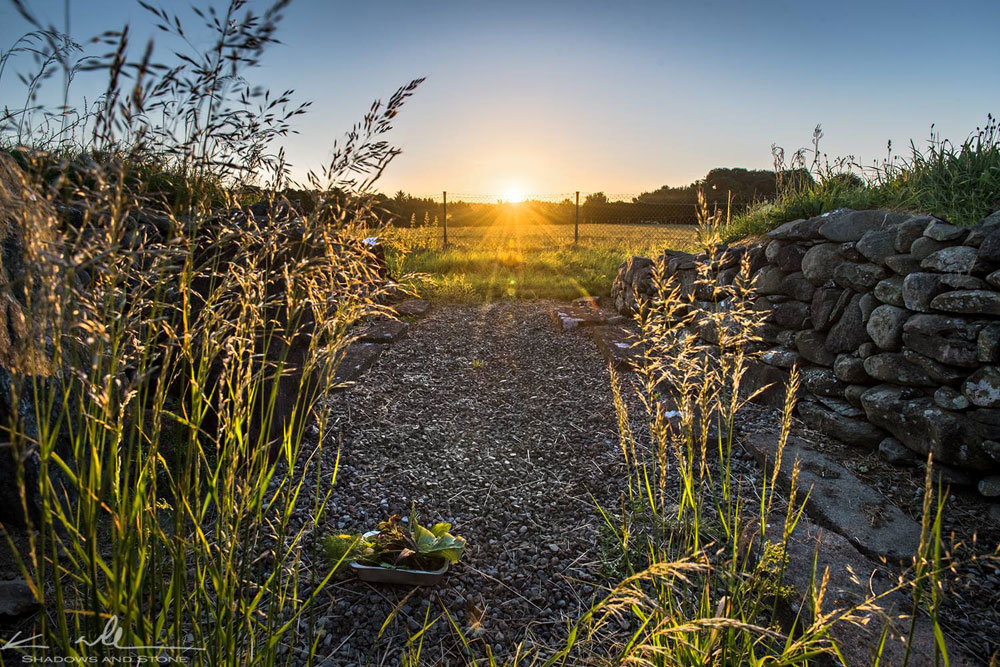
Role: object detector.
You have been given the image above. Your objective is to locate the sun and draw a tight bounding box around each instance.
[502,188,526,204]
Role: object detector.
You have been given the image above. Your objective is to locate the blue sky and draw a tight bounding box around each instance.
[2,0,999,196]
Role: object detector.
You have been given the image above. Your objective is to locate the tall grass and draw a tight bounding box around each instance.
[418,198,968,666]
[536,248,962,665]
[546,246,846,665]
[724,117,1000,241]
[0,1,420,663]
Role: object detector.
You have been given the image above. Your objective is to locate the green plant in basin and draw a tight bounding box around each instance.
[324,513,466,572]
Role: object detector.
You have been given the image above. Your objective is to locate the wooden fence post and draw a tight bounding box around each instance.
[442,191,448,247]
[574,191,580,245]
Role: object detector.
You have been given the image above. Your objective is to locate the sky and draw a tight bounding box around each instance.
[2,0,1000,198]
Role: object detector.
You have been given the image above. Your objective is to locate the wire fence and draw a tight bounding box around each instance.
[376,192,751,253]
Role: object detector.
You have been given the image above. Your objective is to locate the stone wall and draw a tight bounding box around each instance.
[611,208,1000,496]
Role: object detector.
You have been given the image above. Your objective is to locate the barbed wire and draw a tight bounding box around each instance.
[375,191,754,250]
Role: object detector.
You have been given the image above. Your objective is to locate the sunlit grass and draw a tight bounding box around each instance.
[379,223,699,301]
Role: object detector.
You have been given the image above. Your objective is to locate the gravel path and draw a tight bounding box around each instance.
[297,300,999,666]
[312,302,626,665]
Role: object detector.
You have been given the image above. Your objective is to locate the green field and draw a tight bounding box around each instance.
[380,222,700,301]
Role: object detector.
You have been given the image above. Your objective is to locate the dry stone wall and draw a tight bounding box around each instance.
[611,208,1000,496]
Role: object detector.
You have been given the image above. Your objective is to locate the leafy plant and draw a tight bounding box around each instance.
[327,513,466,572]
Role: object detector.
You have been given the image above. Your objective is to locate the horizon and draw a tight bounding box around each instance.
[2,0,999,196]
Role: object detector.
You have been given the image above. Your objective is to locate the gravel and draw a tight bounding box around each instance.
[0,296,992,664]
[302,300,1000,664]
[307,302,629,664]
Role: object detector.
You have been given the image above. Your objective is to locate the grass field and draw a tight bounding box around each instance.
[380,222,700,301]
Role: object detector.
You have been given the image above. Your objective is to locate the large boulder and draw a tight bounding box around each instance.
[833,262,888,291]
[767,216,825,241]
[795,330,836,366]
[819,210,909,243]
[801,367,846,397]
[860,384,996,470]
[825,292,870,353]
[934,386,970,411]
[929,290,1000,316]
[873,276,905,306]
[801,243,843,285]
[856,228,897,264]
[901,349,971,385]
[963,366,1000,408]
[859,292,878,322]
[753,265,788,296]
[976,230,1000,262]
[773,243,808,272]
[902,315,985,367]
[979,324,1000,363]
[772,300,811,330]
[761,347,800,369]
[797,398,885,448]
[884,254,922,275]
[923,221,966,242]
[780,272,815,302]
[920,246,984,273]
[765,239,786,263]
[909,236,954,261]
[863,353,936,386]
[901,273,940,312]
[833,354,871,384]
[811,286,850,331]
[866,305,911,351]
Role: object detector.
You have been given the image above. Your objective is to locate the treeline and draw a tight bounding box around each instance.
[633,167,794,206]
[375,191,441,227]
[372,167,814,227]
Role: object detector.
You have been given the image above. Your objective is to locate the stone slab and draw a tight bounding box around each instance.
[762,515,972,667]
[360,319,409,344]
[589,324,643,370]
[333,342,387,386]
[393,299,431,318]
[741,429,921,562]
[549,304,609,332]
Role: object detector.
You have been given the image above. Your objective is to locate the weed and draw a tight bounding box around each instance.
[724,117,1000,242]
[0,2,420,663]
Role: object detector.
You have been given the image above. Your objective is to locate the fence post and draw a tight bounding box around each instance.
[442,191,448,247]
[574,191,580,245]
